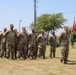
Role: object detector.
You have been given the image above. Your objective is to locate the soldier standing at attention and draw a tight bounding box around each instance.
[5,24,16,59]
[14,29,18,59]
[17,27,28,60]
[28,28,37,59]
[58,26,70,64]
[0,31,2,56]
[0,28,7,57]
[37,30,47,59]
[49,31,56,58]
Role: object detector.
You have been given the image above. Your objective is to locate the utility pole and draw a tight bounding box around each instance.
[34,0,36,25]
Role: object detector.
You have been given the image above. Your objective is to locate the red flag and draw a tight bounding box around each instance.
[72,19,76,30]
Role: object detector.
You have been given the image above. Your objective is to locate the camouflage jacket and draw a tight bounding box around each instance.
[5,30,16,43]
[37,34,47,46]
[0,32,7,44]
[28,33,37,45]
[49,34,56,46]
[17,32,28,45]
[58,30,70,46]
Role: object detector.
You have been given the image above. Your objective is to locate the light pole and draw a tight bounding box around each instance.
[19,20,22,32]
[34,0,36,25]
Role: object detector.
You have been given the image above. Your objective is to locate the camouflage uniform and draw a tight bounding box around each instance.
[5,25,16,59]
[49,33,56,58]
[14,29,18,59]
[28,32,37,59]
[58,26,70,64]
[17,31,28,59]
[0,28,7,57]
[0,31,2,55]
[37,32,47,59]
[35,33,38,58]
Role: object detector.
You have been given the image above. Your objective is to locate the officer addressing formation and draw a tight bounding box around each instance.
[0,24,70,64]
[58,26,70,64]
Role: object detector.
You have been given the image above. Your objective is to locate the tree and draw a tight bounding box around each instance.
[30,13,67,33]
[30,13,67,44]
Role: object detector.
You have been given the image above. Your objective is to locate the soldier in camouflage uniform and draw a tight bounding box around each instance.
[17,27,28,59]
[28,28,37,59]
[49,31,56,58]
[58,26,70,64]
[0,28,7,57]
[5,24,16,59]
[35,33,39,58]
[14,29,18,59]
[37,30,47,59]
[0,31,2,56]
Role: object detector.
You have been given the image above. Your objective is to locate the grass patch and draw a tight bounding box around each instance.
[0,45,76,75]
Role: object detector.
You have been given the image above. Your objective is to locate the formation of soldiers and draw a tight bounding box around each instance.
[0,24,70,64]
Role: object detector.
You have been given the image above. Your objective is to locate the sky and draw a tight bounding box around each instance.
[0,0,76,34]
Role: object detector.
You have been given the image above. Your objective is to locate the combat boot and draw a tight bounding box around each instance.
[64,59,67,64]
[60,59,63,63]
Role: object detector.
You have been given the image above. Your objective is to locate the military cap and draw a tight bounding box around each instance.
[31,27,35,30]
[22,27,25,29]
[41,29,45,32]
[10,24,14,27]
[64,26,68,28]
[14,29,17,32]
[51,30,55,33]
[4,27,7,30]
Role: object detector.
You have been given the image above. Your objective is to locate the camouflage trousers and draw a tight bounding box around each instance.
[60,46,69,61]
[38,45,46,59]
[50,45,56,58]
[14,44,18,59]
[28,44,36,59]
[35,44,38,58]
[1,43,6,57]
[6,42,15,59]
[18,43,28,59]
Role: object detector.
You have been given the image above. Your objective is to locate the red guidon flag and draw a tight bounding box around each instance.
[72,19,76,35]
[72,19,76,30]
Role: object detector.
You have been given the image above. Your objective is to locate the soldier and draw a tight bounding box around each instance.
[37,30,47,59]
[5,24,16,59]
[0,31,2,56]
[58,26,70,64]
[14,29,18,59]
[28,28,37,59]
[35,32,39,58]
[17,27,28,59]
[0,28,7,57]
[49,31,56,58]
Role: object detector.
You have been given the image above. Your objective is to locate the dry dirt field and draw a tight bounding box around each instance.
[0,45,76,75]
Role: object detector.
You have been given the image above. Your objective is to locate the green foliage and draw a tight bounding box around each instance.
[56,40,60,47]
[30,13,67,33]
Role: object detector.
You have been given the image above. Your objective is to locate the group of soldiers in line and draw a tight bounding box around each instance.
[0,24,47,60]
[0,24,70,64]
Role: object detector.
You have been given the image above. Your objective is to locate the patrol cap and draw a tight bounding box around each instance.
[10,24,14,27]
[41,29,45,32]
[14,29,17,32]
[4,27,7,30]
[51,30,55,33]
[22,27,26,30]
[64,26,68,28]
[31,27,35,30]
